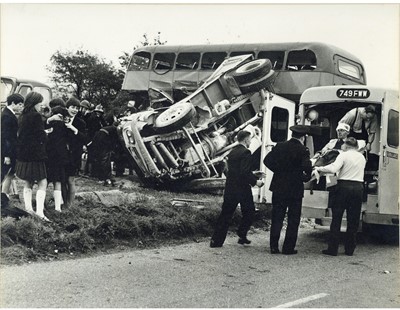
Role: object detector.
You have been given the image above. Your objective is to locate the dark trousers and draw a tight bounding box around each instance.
[92,151,112,181]
[327,180,363,254]
[211,187,255,246]
[270,194,302,251]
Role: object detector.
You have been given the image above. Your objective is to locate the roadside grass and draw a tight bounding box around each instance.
[1,185,271,265]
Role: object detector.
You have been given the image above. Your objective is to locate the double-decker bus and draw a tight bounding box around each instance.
[122,42,366,109]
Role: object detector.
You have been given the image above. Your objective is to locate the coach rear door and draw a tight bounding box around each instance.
[256,92,296,204]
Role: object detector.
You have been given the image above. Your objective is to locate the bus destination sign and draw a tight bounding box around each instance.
[336,88,370,99]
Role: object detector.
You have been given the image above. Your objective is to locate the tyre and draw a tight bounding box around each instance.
[238,70,275,94]
[154,101,196,133]
[232,59,272,84]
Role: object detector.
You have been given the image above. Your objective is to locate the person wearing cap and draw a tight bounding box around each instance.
[64,97,88,208]
[15,92,49,220]
[339,105,378,151]
[313,137,366,256]
[1,94,25,208]
[45,106,70,212]
[210,130,264,248]
[263,125,312,255]
[78,99,91,122]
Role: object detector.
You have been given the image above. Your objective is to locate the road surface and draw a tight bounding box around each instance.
[1,228,399,308]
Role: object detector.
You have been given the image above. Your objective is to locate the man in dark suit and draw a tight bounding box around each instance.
[1,94,24,189]
[263,125,312,255]
[210,130,264,248]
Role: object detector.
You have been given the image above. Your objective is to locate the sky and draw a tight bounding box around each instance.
[1,3,399,90]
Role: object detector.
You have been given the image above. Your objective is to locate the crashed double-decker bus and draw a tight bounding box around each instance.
[118,46,367,198]
[121,42,366,109]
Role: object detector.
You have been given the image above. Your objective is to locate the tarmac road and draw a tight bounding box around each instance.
[0,228,399,308]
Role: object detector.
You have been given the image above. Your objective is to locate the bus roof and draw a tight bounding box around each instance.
[1,76,51,88]
[300,85,398,106]
[133,42,363,65]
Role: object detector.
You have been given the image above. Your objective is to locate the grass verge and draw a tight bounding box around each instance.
[1,188,271,265]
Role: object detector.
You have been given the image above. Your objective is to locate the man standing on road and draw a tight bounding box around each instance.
[210,130,264,248]
[263,125,312,255]
[313,137,366,256]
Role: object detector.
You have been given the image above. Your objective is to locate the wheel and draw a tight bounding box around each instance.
[232,59,272,84]
[153,101,196,133]
[238,70,275,94]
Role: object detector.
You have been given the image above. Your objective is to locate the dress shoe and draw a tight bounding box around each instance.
[270,248,280,254]
[238,237,251,245]
[344,251,354,256]
[210,240,222,248]
[282,249,298,255]
[322,249,337,256]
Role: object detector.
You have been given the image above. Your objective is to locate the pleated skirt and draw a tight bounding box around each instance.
[15,160,47,182]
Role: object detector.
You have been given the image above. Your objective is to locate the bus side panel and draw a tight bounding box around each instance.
[376,92,399,223]
[273,72,335,102]
[122,71,151,92]
[173,70,200,93]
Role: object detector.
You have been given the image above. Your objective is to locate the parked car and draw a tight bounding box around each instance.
[118,54,296,192]
[1,76,52,109]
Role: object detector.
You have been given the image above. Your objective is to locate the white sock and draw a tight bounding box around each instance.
[23,188,33,212]
[54,190,62,212]
[36,189,46,217]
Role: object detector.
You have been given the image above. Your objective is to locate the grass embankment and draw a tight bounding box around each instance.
[1,185,271,265]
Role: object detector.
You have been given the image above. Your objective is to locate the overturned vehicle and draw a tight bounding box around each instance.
[118,55,296,195]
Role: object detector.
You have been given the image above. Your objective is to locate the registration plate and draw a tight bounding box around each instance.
[336,88,370,99]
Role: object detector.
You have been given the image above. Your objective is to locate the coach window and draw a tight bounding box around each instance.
[230,51,255,57]
[153,53,176,72]
[128,51,151,71]
[388,110,399,148]
[338,59,361,79]
[271,107,289,142]
[286,50,317,71]
[176,52,200,70]
[258,51,285,70]
[201,52,227,69]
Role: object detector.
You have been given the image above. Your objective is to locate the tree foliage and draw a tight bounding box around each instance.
[47,50,124,110]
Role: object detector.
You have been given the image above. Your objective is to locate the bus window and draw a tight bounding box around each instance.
[1,79,13,102]
[271,107,289,142]
[33,87,52,105]
[176,52,200,70]
[388,110,399,148]
[338,59,361,79]
[258,51,285,70]
[230,51,255,57]
[201,52,227,70]
[286,50,316,71]
[153,53,175,71]
[18,85,32,98]
[128,51,151,71]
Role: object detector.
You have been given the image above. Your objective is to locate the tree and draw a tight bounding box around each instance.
[47,50,123,110]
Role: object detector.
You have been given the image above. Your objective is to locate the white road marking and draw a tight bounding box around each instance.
[272,293,329,308]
